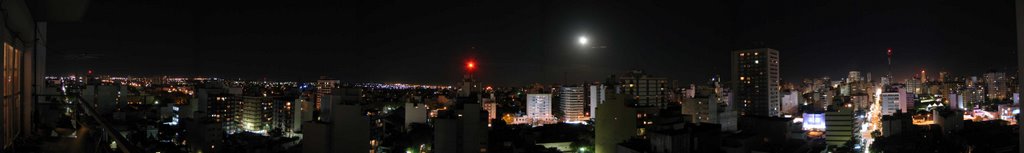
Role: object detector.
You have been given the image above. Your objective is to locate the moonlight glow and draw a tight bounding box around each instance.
[578,36,588,45]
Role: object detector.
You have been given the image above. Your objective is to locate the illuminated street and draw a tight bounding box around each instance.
[859,87,884,153]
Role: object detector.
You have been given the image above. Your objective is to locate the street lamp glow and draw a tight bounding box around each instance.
[578,36,588,45]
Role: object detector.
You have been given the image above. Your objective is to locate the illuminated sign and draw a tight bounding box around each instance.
[802,113,825,130]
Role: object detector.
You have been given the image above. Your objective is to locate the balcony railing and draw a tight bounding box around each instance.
[69,94,143,153]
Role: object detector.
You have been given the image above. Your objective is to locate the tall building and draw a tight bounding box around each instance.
[781,90,800,115]
[82,85,126,114]
[293,98,308,133]
[195,88,241,132]
[318,85,360,122]
[588,84,607,120]
[301,96,315,123]
[886,48,895,81]
[881,91,900,116]
[186,118,224,153]
[920,68,928,83]
[899,87,914,113]
[984,72,1009,100]
[731,48,782,117]
[241,96,274,133]
[867,72,873,83]
[938,71,949,82]
[315,76,340,110]
[881,85,913,116]
[949,93,962,110]
[880,76,892,86]
[905,79,922,94]
[271,97,296,132]
[404,102,428,132]
[433,65,488,153]
[610,70,670,110]
[681,87,739,132]
[825,107,855,147]
[483,100,497,124]
[559,86,587,123]
[526,94,554,124]
[595,93,638,153]
[303,88,369,153]
[433,102,487,153]
[847,71,862,83]
[1016,0,1024,151]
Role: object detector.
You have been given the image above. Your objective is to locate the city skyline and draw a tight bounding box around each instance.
[3,1,1023,152]
[49,1,1018,85]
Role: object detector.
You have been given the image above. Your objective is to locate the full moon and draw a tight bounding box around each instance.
[578,36,588,45]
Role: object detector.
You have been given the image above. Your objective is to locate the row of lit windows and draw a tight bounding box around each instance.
[2,42,21,146]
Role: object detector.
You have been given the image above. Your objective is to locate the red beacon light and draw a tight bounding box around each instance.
[466,61,476,71]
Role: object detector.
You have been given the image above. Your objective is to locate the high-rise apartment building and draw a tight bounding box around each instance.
[315,76,340,110]
[781,90,800,115]
[880,85,912,116]
[610,70,670,111]
[920,68,928,83]
[905,79,923,94]
[526,94,554,124]
[595,93,638,153]
[825,107,855,147]
[483,100,497,124]
[559,86,587,123]
[588,84,606,120]
[303,87,369,153]
[241,96,274,133]
[984,72,1008,100]
[848,71,862,83]
[195,88,241,132]
[681,88,739,132]
[938,71,949,82]
[731,48,781,117]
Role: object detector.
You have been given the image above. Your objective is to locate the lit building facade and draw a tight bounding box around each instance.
[588,84,606,120]
[731,48,781,117]
[526,94,554,124]
[905,79,922,94]
[984,72,1008,100]
[483,100,497,123]
[881,92,900,116]
[881,86,912,116]
[781,90,800,116]
[241,96,274,133]
[315,76,339,110]
[847,71,862,83]
[681,92,738,132]
[196,88,241,132]
[559,86,587,123]
[271,97,296,132]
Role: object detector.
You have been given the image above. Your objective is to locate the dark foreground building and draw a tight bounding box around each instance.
[0,0,87,151]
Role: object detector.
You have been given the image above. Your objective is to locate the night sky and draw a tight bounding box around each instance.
[48,0,1018,86]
